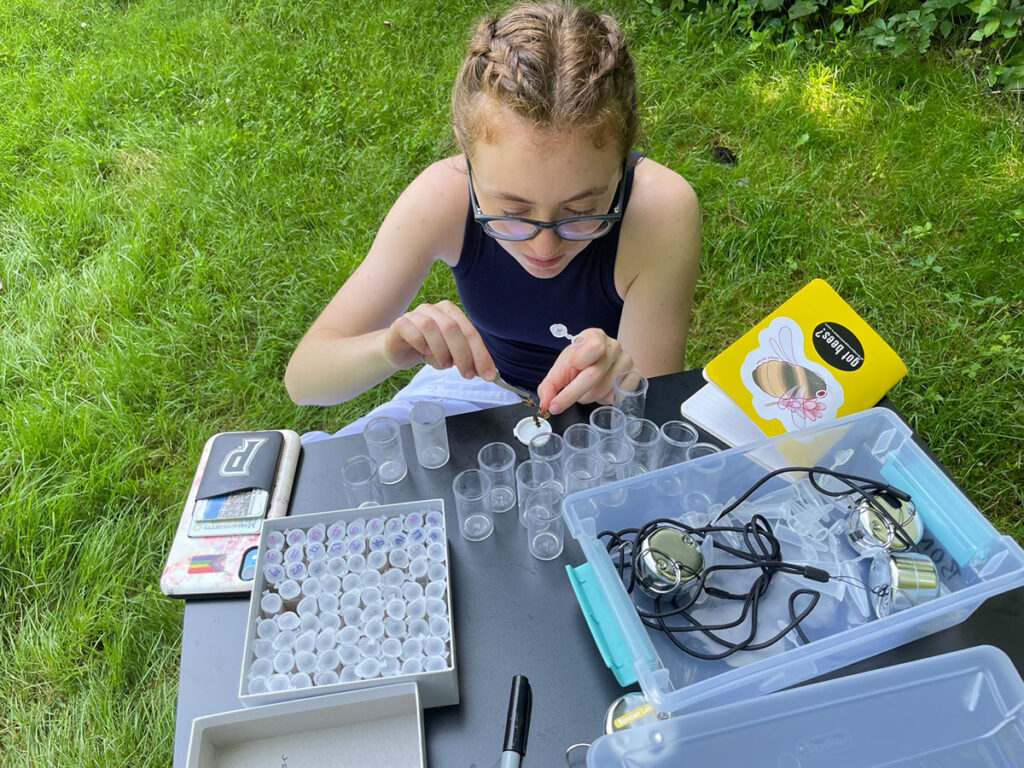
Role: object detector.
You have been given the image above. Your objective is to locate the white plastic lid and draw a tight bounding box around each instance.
[514,416,552,445]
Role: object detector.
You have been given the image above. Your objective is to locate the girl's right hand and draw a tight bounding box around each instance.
[383,300,497,381]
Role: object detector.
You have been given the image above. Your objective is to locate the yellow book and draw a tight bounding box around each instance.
[688,279,907,442]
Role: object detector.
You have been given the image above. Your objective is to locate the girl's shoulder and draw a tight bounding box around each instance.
[391,155,470,267]
[615,157,701,293]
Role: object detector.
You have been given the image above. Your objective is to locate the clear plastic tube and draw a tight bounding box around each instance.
[408,618,429,637]
[273,650,295,673]
[295,631,317,654]
[321,574,342,594]
[365,619,385,640]
[301,578,322,598]
[285,562,307,581]
[409,557,428,580]
[355,658,381,679]
[339,645,360,666]
[299,613,320,634]
[406,597,427,620]
[361,604,385,623]
[320,612,341,632]
[338,625,360,646]
[267,674,291,692]
[318,593,339,614]
[305,541,327,561]
[401,582,424,602]
[384,618,407,639]
[381,637,402,658]
[385,599,406,620]
[429,616,449,637]
[249,658,273,678]
[294,651,317,674]
[422,636,445,657]
[317,649,340,672]
[247,676,268,694]
[401,638,422,659]
[425,581,447,600]
[341,573,362,593]
[263,563,286,584]
[401,658,423,675]
[427,562,447,582]
[277,579,301,601]
[266,530,286,550]
[425,597,447,617]
[342,607,363,626]
[359,639,382,659]
[289,673,313,689]
[367,550,388,571]
[307,559,329,579]
[314,670,340,686]
[263,548,283,566]
[315,629,336,653]
[389,549,410,569]
[406,543,428,562]
[360,587,382,607]
[340,591,361,610]
[285,528,306,548]
[284,546,305,564]
[361,569,381,589]
[326,522,347,541]
[424,656,447,672]
[383,568,405,587]
[297,596,318,617]
[347,553,366,572]
[276,612,300,631]
[260,591,282,614]
[252,639,275,659]
[327,556,347,576]
[340,666,359,683]
[306,523,326,544]
[426,542,446,562]
[273,630,297,651]
[382,656,400,677]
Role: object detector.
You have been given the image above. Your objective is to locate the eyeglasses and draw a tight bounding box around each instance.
[466,159,626,242]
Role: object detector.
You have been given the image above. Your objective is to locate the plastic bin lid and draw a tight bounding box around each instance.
[587,645,1024,768]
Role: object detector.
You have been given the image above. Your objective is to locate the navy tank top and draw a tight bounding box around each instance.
[451,159,636,391]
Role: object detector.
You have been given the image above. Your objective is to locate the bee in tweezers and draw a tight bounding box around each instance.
[533,409,550,428]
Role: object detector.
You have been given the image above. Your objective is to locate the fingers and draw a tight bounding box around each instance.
[538,331,635,414]
[388,301,495,379]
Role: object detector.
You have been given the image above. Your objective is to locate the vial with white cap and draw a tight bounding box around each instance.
[315,670,340,686]
[425,581,447,600]
[273,630,297,652]
[277,579,301,601]
[276,612,300,631]
[273,650,295,673]
[424,656,448,672]
[260,591,283,615]
[307,559,329,579]
[423,636,445,657]
[320,612,341,632]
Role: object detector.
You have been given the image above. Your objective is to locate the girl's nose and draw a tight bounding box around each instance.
[530,226,563,258]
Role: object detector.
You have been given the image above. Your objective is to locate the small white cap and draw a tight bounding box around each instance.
[514,416,552,445]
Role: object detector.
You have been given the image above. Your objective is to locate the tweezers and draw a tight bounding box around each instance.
[493,375,536,407]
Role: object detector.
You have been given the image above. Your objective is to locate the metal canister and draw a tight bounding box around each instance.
[846,494,922,552]
[635,526,704,600]
[603,693,662,734]
[869,550,940,618]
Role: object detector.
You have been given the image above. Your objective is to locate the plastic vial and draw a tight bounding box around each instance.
[317,650,340,672]
[340,591,361,610]
[306,523,326,543]
[347,519,367,538]
[301,578,322,598]
[249,658,273,679]
[366,550,388,571]
[290,673,313,689]
[425,581,447,600]
[425,526,445,544]
[408,619,429,638]
[342,608,363,627]
[401,658,423,675]
[383,568,405,587]
[263,563,286,585]
[340,666,359,683]
[342,573,362,593]
[263,548,283,566]
[327,556,347,576]
[285,528,306,547]
[424,656,447,672]
[385,516,404,535]
[361,570,382,589]
[409,557,428,581]
[365,619,385,640]
[266,530,286,550]
[267,674,291,692]
[423,636,445,657]
[402,582,424,602]
[260,591,283,615]
[424,510,444,528]
[368,535,390,552]
[273,630,297,651]
[276,612,300,632]
[429,616,450,637]
[305,541,327,561]
[297,596,318,617]
[382,656,400,677]
[361,604,385,623]
[295,651,317,674]
[284,546,305,564]
[273,651,295,674]
[407,598,427,620]
[296,631,317,654]
[389,549,410,570]
[339,625,360,646]
[361,587,382,607]
[386,599,406,621]
[314,670,340,686]
[252,639,275,659]
[347,553,367,573]
[285,562,307,581]
[247,677,268,695]
[384,618,407,639]
[406,543,428,562]
[318,593,339,614]
[299,613,320,634]
[326,540,347,557]
[339,645,360,666]
[356,658,381,679]
[359,638,382,659]
[427,542,446,562]
[277,580,301,601]
[327,522,346,541]
[425,598,447,617]
[315,629,336,653]
[401,638,422,659]
[308,559,329,579]
[407,528,426,546]
[320,612,341,632]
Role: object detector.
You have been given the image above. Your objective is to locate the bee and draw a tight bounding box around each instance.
[752,326,827,428]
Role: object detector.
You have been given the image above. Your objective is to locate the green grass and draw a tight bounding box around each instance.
[1,0,1021,763]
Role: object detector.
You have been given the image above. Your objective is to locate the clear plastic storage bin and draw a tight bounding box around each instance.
[563,408,1024,714]
[587,645,1024,768]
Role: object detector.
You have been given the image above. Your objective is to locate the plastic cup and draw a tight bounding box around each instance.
[528,433,566,495]
[612,369,649,424]
[364,416,408,485]
[563,451,604,496]
[341,454,385,507]
[477,442,517,513]
[409,401,450,469]
[589,405,627,439]
[625,418,661,475]
[563,423,601,458]
[453,468,494,541]
[524,487,565,561]
[659,420,699,467]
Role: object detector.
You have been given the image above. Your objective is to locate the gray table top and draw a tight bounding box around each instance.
[173,370,1024,767]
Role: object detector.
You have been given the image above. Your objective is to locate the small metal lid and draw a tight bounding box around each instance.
[636,527,703,597]
[848,495,922,552]
[604,693,660,734]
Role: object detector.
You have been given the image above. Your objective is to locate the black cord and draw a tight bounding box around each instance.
[597,465,914,659]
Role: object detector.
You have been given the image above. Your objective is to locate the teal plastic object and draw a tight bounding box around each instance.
[566,563,637,686]
[881,452,995,567]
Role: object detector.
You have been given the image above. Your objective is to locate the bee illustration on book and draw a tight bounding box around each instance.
[750,323,829,428]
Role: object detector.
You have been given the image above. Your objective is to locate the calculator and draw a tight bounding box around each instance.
[188,488,270,538]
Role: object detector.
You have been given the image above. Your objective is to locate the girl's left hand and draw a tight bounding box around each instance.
[537,329,636,415]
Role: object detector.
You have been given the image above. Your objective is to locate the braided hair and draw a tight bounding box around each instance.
[452,2,638,159]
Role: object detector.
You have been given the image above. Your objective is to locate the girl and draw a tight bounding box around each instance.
[286,2,700,436]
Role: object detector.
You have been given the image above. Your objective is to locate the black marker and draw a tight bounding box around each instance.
[501,675,532,768]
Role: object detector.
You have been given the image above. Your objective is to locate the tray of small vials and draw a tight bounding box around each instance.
[239,499,458,708]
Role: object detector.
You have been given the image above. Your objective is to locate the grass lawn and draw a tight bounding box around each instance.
[1,0,1021,763]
